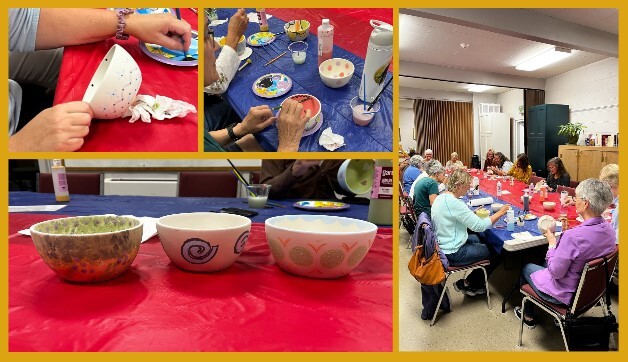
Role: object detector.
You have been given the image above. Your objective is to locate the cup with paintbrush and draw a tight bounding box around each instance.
[350,75,391,126]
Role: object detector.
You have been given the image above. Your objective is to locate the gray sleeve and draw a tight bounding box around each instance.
[8,80,23,136]
[9,8,40,52]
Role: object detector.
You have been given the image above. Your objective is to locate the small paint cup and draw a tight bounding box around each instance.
[350,96,380,126]
[288,41,308,64]
[246,184,271,209]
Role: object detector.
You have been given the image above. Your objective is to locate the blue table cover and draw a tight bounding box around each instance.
[212,8,393,152]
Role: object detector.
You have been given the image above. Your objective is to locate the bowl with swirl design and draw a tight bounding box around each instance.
[265,215,377,279]
[156,212,251,272]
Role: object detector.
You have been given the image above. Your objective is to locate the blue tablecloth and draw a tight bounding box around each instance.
[9,191,375,224]
[460,190,544,254]
[212,8,393,152]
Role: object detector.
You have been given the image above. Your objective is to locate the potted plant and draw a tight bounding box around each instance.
[558,123,586,145]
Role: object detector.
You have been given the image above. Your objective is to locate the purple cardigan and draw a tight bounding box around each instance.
[531,217,616,305]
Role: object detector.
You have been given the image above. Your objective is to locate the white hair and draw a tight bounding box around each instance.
[409,155,424,169]
[576,179,613,216]
[424,160,445,176]
[424,149,433,155]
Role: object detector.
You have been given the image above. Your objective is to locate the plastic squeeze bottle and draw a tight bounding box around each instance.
[496,180,502,196]
[256,8,269,32]
[367,159,393,225]
[51,159,70,202]
[317,19,334,66]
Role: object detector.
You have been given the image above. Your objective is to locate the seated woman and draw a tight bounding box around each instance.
[402,155,423,194]
[445,152,465,171]
[413,160,446,218]
[483,149,497,172]
[489,152,514,175]
[545,157,571,191]
[599,164,619,243]
[515,179,616,329]
[431,170,510,296]
[505,153,533,183]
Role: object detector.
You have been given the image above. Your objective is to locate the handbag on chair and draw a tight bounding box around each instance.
[408,243,446,286]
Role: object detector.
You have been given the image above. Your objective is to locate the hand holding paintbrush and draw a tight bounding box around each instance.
[271,96,311,111]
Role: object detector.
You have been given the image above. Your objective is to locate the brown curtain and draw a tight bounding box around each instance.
[413,99,474,167]
[523,89,545,151]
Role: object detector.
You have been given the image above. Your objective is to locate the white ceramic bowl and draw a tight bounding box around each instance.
[319,58,354,88]
[337,159,375,195]
[538,215,557,234]
[284,20,310,41]
[491,203,503,212]
[83,44,142,119]
[265,215,377,279]
[156,212,251,272]
[30,215,143,283]
[543,201,556,211]
[279,94,322,135]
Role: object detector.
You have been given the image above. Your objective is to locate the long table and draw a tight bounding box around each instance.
[213,8,393,152]
[8,192,392,351]
[53,8,198,152]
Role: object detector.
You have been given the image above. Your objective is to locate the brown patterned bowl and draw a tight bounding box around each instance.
[30,215,143,283]
[265,215,377,279]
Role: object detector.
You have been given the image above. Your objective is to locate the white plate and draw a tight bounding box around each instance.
[524,213,537,221]
[239,47,253,61]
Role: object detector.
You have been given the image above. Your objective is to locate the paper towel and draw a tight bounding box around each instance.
[468,197,494,206]
[318,127,345,151]
[125,95,197,123]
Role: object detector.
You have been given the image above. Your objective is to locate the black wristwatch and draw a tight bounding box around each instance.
[226,123,241,142]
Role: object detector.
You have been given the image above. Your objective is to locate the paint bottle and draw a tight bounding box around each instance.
[367,159,393,225]
[523,190,530,213]
[317,19,334,66]
[473,176,480,195]
[507,209,515,231]
[51,159,70,202]
[359,20,393,102]
[496,180,502,196]
[256,8,269,32]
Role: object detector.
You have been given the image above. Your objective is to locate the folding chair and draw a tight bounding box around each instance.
[38,173,102,195]
[530,175,544,185]
[178,172,238,197]
[399,181,417,247]
[518,247,619,351]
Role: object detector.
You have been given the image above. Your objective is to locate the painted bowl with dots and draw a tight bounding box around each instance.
[265,215,377,279]
[29,215,143,283]
[318,58,354,88]
[156,212,251,272]
[82,44,142,119]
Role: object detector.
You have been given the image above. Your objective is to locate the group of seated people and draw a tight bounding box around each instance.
[402,148,619,326]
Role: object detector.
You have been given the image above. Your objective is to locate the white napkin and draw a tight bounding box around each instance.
[318,127,345,151]
[125,95,197,123]
[247,12,273,23]
[501,190,511,195]
[511,231,534,241]
[19,216,158,243]
[9,205,66,213]
[209,19,228,27]
[468,197,494,206]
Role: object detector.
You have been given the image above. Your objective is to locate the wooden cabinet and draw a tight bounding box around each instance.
[558,145,619,182]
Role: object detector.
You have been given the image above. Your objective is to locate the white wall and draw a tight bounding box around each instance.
[545,58,618,140]
[497,89,525,159]
[399,103,415,153]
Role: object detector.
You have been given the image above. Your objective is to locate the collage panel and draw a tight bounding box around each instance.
[7,159,393,351]
[398,9,619,351]
[204,8,393,152]
[8,8,199,152]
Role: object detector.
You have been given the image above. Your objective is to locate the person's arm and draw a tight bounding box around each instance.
[276,100,310,152]
[560,173,571,187]
[260,160,319,199]
[450,197,493,232]
[204,46,239,92]
[545,232,580,279]
[502,161,513,174]
[35,9,191,51]
[207,105,276,146]
[522,166,532,184]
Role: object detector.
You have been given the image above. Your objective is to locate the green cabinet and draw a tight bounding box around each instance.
[527,104,569,177]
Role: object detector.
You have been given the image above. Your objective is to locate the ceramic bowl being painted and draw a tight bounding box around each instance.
[538,215,557,234]
[29,215,143,283]
[319,58,354,88]
[156,212,251,272]
[83,44,142,119]
[280,94,323,136]
[337,159,375,195]
[265,215,377,279]
[216,35,246,55]
[284,20,310,41]
[491,203,504,212]
[543,201,556,211]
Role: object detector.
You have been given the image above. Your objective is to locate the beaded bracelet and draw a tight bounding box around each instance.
[115,8,134,40]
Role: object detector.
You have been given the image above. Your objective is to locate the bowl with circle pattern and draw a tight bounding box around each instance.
[156,212,251,272]
[29,215,143,283]
[265,215,377,279]
[319,58,355,88]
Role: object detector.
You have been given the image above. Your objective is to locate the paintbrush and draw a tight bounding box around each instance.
[271,96,311,111]
[174,8,194,61]
[264,51,287,66]
[189,8,197,14]
[366,76,392,111]
[227,159,257,197]
[238,58,252,71]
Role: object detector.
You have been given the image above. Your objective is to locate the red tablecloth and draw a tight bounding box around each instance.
[474,170,579,226]
[53,9,198,152]
[9,214,392,352]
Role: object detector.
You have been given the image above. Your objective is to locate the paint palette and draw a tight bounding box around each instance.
[140,30,198,66]
[247,32,277,46]
[135,8,173,15]
[252,73,292,98]
[293,201,350,211]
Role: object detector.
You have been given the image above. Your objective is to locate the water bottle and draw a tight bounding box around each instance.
[367,159,392,225]
[496,181,502,196]
[317,19,334,66]
[256,8,269,32]
[507,209,515,231]
[523,191,530,213]
[473,176,480,195]
[359,20,393,102]
[529,182,534,194]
